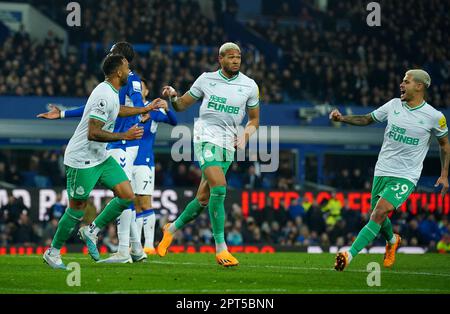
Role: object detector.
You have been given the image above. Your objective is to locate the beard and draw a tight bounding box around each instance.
[224,65,240,76]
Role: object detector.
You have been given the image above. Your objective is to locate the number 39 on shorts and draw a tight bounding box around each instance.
[391,182,409,199]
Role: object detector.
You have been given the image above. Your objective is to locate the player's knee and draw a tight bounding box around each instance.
[117,197,134,209]
[197,198,209,207]
[371,207,389,223]
[117,188,135,201]
[69,199,87,210]
[210,186,226,199]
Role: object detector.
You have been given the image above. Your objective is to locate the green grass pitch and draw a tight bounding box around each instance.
[0,253,449,294]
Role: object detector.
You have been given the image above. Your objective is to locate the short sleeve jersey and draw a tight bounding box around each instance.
[64,81,120,168]
[189,70,259,152]
[371,98,448,184]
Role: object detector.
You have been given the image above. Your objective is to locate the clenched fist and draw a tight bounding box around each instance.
[329,109,344,122]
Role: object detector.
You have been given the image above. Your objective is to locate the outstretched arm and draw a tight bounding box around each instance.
[88,118,143,142]
[118,98,165,117]
[148,101,178,126]
[162,86,198,112]
[329,109,374,126]
[435,136,450,197]
[37,105,85,119]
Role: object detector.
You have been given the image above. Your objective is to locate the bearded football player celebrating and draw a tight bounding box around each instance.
[38,42,152,263]
[41,55,163,269]
[330,69,450,271]
[157,42,260,267]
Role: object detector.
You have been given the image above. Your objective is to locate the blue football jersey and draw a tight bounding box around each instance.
[107,71,145,150]
[134,105,178,166]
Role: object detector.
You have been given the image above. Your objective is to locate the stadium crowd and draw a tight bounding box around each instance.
[0,148,374,191]
[1,190,449,253]
[246,0,450,107]
[1,0,449,106]
[1,0,449,253]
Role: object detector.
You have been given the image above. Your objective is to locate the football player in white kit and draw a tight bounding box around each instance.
[156,42,260,267]
[330,69,450,271]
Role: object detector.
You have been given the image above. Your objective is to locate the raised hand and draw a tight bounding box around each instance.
[329,109,343,122]
[234,135,246,150]
[37,105,61,119]
[161,86,177,98]
[144,98,165,112]
[435,176,449,198]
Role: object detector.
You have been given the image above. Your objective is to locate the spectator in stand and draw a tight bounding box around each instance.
[243,165,262,189]
[403,219,421,246]
[42,218,58,246]
[321,192,343,227]
[1,196,28,224]
[12,211,38,245]
[47,193,65,220]
[419,214,442,245]
[288,197,305,221]
[0,162,7,182]
[437,233,450,253]
[351,168,365,190]
[103,224,119,253]
[227,224,243,246]
[227,162,244,190]
[187,164,202,187]
[306,200,326,234]
[173,163,191,187]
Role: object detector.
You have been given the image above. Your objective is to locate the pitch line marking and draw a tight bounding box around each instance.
[6,255,450,278]
[150,260,450,278]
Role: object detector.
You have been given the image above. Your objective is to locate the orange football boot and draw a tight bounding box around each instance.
[156,223,174,257]
[144,247,157,255]
[334,251,350,271]
[383,234,401,268]
[215,250,239,267]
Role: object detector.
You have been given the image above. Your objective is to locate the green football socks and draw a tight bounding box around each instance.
[94,197,132,229]
[379,217,394,243]
[349,220,381,258]
[51,207,84,249]
[208,186,227,245]
[174,198,207,230]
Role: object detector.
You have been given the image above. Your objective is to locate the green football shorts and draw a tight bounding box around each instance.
[194,141,233,177]
[66,156,129,200]
[371,176,415,210]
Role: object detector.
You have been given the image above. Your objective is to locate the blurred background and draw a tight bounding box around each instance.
[0,0,449,254]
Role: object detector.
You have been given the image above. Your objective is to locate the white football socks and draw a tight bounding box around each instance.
[389,234,397,245]
[136,215,144,241]
[117,209,132,255]
[49,247,60,256]
[168,222,178,234]
[129,210,142,253]
[216,242,228,253]
[347,251,353,263]
[88,222,101,236]
[143,211,155,249]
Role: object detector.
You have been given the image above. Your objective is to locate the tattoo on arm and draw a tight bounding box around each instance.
[438,137,450,177]
[88,119,123,142]
[341,114,374,126]
[118,106,145,117]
